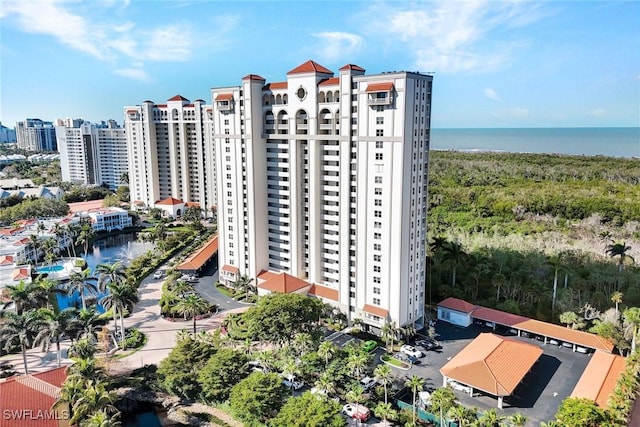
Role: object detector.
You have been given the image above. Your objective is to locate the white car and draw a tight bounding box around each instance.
[360,376,377,391]
[153,271,163,279]
[282,377,304,390]
[180,274,198,283]
[400,345,423,358]
[342,404,371,421]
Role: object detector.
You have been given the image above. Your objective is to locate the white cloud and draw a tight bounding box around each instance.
[587,108,606,117]
[114,68,151,82]
[484,88,500,101]
[313,32,363,61]
[361,1,547,74]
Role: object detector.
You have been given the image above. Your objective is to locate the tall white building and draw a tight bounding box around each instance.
[212,60,432,330]
[56,121,128,190]
[15,119,57,152]
[123,96,217,215]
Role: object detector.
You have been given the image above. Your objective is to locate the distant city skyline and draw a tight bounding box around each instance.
[1,0,638,129]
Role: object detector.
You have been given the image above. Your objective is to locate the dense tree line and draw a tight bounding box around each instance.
[0,197,69,224]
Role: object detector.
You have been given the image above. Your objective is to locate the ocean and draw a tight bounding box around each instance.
[430,128,640,158]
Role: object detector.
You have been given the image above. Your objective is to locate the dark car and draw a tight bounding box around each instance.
[416,339,441,351]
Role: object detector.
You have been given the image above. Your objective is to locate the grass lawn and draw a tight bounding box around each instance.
[381,354,411,370]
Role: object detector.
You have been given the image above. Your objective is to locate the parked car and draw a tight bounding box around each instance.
[282,374,304,390]
[180,274,198,283]
[153,270,163,279]
[415,339,440,351]
[400,345,423,358]
[360,376,377,391]
[361,340,378,353]
[342,404,371,421]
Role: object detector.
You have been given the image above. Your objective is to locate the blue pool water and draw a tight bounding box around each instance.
[37,265,64,273]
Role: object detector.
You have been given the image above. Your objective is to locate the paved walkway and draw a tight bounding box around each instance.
[0,271,250,376]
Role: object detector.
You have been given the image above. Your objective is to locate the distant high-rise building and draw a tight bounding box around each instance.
[211,60,432,330]
[0,123,16,143]
[15,119,57,152]
[56,120,128,190]
[123,96,217,214]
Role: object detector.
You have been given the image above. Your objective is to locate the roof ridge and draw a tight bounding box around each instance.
[16,375,61,398]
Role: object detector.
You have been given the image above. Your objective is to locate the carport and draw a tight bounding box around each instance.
[176,235,218,276]
[440,333,543,409]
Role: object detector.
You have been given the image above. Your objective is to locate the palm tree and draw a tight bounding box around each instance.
[85,409,122,427]
[509,413,528,426]
[447,405,476,427]
[170,279,195,297]
[34,307,76,367]
[254,350,276,373]
[95,261,127,294]
[345,385,365,424]
[314,372,336,396]
[430,387,457,424]
[623,307,640,351]
[0,311,45,374]
[477,408,505,427]
[545,253,568,314]
[66,268,98,310]
[606,241,635,290]
[374,402,397,427]
[76,220,94,259]
[233,274,255,300]
[69,382,118,425]
[442,240,468,287]
[72,307,102,341]
[43,237,58,266]
[381,321,396,352]
[402,324,417,344]
[374,363,393,404]
[67,357,107,383]
[611,291,624,314]
[292,332,314,355]
[100,281,139,348]
[174,294,210,334]
[68,338,97,359]
[347,351,369,379]
[317,340,336,366]
[2,280,47,314]
[405,375,423,427]
[281,358,300,394]
[34,274,65,310]
[29,233,42,268]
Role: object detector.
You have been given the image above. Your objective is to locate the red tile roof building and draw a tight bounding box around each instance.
[571,350,627,406]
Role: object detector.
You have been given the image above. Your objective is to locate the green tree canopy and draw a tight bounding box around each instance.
[198,348,250,402]
[229,372,287,425]
[555,397,606,427]
[269,392,344,427]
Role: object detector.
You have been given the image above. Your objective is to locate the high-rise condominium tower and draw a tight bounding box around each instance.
[211,61,432,330]
[123,96,217,214]
[15,119,57,152]
[56,120,128,189]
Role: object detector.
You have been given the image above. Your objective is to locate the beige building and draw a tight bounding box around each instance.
[123,96,217,216]
[212,60,432,330]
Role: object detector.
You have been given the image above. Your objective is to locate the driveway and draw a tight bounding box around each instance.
[193,262,247,312]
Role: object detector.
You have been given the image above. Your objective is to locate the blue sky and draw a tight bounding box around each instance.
[1,0,638,128]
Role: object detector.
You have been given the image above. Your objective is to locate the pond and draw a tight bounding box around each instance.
[56,232,154,311]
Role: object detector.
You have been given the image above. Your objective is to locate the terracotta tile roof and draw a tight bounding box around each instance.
[263,82,288,90]
[438,297,476,314]
[215,93,233,101]
[242,74,266,81]
[515,318,615,353]
[155,197,184,206]
[362,304,389,318]
[168,94,189,102]
[318,77,340,86]
[571,350,626,406]
[472,306,528,327]
[257,270,279,281]
[12,268,30,280]
[258,273,311,293]
[194,99,205,103]
[177,236,218,271]
[0,228,22,236]
[308,283,339,301]
[441,333,543,396]
[287,60,333,75]
[222,264,239,274]
[339,64,366,72]
[15,219,35,226]
[156,104,167,108]
[68,199,104,213]
[0,255,14,265]
[15,238,30,246]
[366,82,394,92]
[0,366,68,427]
[184,202,200,207]
[126,109,138,113]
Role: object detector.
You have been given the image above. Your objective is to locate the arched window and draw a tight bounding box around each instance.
[276,94,282,105]
[318,92,326,103]
[172,109,179,120]
[264,111,275,132]
[326,92,333,103]
[270,94,276,105]
[334,91,340,101]
[283,94,288,105]
[295,110,308,134]
[263,94,270,106]
[277,111,289,134]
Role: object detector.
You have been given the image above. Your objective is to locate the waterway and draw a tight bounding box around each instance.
[56,232,154,311]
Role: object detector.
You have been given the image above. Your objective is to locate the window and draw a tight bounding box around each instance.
[375,141,383,149]
[225,147,230,153]
[374,210,382,218]
[376,117,384,125]
[375,153,383,160]
[376,129,384,136]
[373,298,381,305]
[374,266,381,273]
[224,129,229,134]
[226,191,232,196]
[373,277,381,284]
[374,188,382,195]
[224,119,229,125]
[373,287,381,294]
[375,164,383,173]
[374,233,381,240]
[374,243,381,251]
[374,222,382,229]
[374,199,382,206]
[375,176,382,184]
[374,254,381,262]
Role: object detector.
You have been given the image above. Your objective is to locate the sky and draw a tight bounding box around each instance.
[1,0,638,129]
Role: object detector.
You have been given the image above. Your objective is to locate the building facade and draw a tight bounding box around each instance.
[15,119,57,152]
[123,96,217,216]
[211,60,432,330]
[0,123,17,143]
[56,120,128,190]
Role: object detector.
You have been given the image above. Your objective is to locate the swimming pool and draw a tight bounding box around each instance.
[37,265,65,273]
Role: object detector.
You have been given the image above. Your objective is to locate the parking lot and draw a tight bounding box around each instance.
[397,321,591,425]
